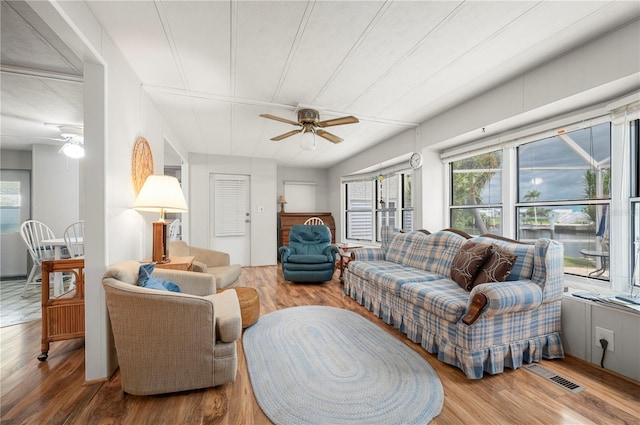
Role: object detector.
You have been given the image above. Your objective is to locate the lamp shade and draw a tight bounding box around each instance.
[134,175,188,219]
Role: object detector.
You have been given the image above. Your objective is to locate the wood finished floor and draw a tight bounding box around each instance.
[1,266,639,425]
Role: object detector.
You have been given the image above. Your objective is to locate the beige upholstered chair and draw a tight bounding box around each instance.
[102,260,242,395]
[168,240,242,290]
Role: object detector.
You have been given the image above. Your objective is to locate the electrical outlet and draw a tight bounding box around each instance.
[595,326,614,352]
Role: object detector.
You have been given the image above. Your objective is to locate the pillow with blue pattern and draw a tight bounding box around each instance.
[137,263,181,293]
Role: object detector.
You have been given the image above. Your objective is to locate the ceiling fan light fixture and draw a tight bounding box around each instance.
[300,129,316,151]
[61,142,85,158]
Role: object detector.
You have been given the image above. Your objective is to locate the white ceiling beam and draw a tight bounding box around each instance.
[0,64,83,83]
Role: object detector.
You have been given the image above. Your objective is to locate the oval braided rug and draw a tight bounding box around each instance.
[243,306,444,424]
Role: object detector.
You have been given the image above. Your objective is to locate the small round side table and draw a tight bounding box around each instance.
[218,286,260,328]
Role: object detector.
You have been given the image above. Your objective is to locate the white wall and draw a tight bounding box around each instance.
[1,149,31,169]
[189,154,277,266]
[32,144,80,236]
[277,167,329,212]
[420,19,640,152]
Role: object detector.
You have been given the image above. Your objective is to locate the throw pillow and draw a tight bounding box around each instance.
[472,245,518,287]
[137,263,181,293]
[450,241,493,291]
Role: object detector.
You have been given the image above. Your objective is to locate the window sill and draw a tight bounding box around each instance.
[563,274,622,296]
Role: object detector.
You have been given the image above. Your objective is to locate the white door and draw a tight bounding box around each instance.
[210,174,251,266]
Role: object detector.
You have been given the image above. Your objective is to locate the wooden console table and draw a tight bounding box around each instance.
[39,258,85,361]
[278,212,336,259]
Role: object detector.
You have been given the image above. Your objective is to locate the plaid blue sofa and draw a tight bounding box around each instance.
[343,226,565,379]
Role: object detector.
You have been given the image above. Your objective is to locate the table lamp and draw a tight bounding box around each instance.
[134,175,188,263]
[278,195,287,213]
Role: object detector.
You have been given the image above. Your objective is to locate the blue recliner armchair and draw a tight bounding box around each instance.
[279,224,339,283]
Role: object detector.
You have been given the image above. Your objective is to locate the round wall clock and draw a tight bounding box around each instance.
[132,137,154,195]
[410,152,423,169]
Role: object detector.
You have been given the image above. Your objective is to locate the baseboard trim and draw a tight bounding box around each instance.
[83,377,108,387]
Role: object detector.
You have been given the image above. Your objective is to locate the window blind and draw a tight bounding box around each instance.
[214,177,247,236]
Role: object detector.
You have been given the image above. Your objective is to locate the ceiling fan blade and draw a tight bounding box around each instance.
[317,115,359,127]
[316,130,343,144]
[259,113,300,127]
[271,129,303,141]
[0,135,67,142]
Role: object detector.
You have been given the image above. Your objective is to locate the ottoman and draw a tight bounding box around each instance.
[218,286,260,328]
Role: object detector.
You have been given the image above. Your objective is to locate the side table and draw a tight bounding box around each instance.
[336,243,363,282]
[218,287,260,328]
[143,256,195,271]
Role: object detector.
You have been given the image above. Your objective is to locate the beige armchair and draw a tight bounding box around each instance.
[102,260,242,395]
[169,240,242,290]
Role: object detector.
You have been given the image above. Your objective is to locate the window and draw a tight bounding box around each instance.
[516,123,611,279]
[0,170,30,234]
[376,174,398,241]
[629,119,640,291]
[402,173,414,232]
[344,170,414,242]
[345,180,373,241]
[450,151,502,235]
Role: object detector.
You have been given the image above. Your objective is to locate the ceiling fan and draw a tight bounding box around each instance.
[260,108,359,149]
[47,124,85,158]
[0,123,85,158]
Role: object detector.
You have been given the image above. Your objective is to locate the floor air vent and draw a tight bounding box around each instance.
[523,364,586,393]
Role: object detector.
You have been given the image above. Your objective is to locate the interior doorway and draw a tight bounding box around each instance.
[210,174,251,266]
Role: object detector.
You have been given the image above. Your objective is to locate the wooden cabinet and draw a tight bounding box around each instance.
[278,212,336,255]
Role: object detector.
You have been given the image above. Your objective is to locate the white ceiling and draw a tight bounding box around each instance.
[2,1,639,168]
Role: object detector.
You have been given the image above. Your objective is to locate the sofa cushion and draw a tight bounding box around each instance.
[472,246,517,287]
[137,263,181,292]
[367,267,443,296]
[471,236,535,281]
[208,264,242,289]
[385,230,467,275]
[400,279,470,322]
[380,225,401,251]
[348,260,406,281]
[450,241,493,290]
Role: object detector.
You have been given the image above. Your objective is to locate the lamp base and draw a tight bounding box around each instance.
[152,221,170,263]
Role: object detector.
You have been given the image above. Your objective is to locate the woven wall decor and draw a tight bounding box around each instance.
[131,137,154,195]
